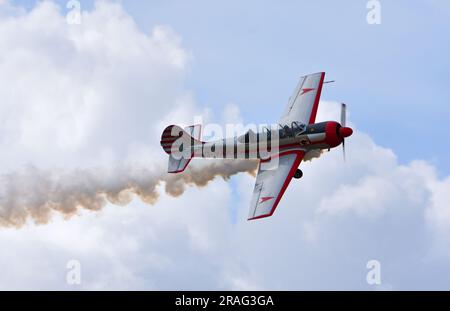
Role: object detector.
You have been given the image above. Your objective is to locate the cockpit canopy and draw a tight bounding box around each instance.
[279,121,306,139]
[237,121,307,143]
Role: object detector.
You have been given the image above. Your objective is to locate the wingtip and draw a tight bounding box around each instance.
[247,213,273,221]
[301,71,325,78]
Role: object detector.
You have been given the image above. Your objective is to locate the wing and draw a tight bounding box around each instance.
[279,72,325,125]
[248,150,305,220]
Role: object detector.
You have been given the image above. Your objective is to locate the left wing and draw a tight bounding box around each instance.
[279,72,325,125]
[248,150,305,220]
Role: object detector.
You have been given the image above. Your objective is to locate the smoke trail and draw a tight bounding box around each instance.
[0,160,258,228]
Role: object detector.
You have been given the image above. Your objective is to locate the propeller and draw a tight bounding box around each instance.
[324,81,353,160]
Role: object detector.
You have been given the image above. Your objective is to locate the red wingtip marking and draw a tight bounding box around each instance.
[259,196,274,204]
[300,88,315,95]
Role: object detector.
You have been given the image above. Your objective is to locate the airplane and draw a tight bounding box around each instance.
[160,72,353,220]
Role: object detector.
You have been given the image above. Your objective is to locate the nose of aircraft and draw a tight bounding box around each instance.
[339,127,353,138]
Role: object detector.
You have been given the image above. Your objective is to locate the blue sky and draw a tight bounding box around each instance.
[14,0,450,172]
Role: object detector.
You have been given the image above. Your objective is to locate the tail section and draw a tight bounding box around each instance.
[160,124,202,173]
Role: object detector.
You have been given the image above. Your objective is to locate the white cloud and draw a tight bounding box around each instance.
[318,175,396,218]
[0,0,189,170]
[426,177,450,251]
[1,0,450,291]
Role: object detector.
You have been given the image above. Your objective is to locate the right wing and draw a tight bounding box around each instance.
[279,72,325,125]
[248,150,305,220]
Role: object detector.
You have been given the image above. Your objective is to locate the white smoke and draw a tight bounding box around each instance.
[0,160,258,228]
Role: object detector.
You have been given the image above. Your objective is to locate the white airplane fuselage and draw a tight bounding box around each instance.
[187,121,353,161]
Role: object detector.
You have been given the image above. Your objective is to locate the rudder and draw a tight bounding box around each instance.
[160,124,202,173]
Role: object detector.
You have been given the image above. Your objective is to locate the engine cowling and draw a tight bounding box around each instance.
[325,121,353,148]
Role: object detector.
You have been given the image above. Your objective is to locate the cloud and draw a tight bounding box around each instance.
[0,0,187,170]
[0,1,257,228]
[1,0,450,291]
[425,176,450,252]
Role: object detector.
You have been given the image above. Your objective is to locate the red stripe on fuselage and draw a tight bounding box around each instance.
[195,139,328,159]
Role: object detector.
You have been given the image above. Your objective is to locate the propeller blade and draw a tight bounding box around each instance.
[341,103,347,162]
[341,103,346,127]
[342,139,346,162]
